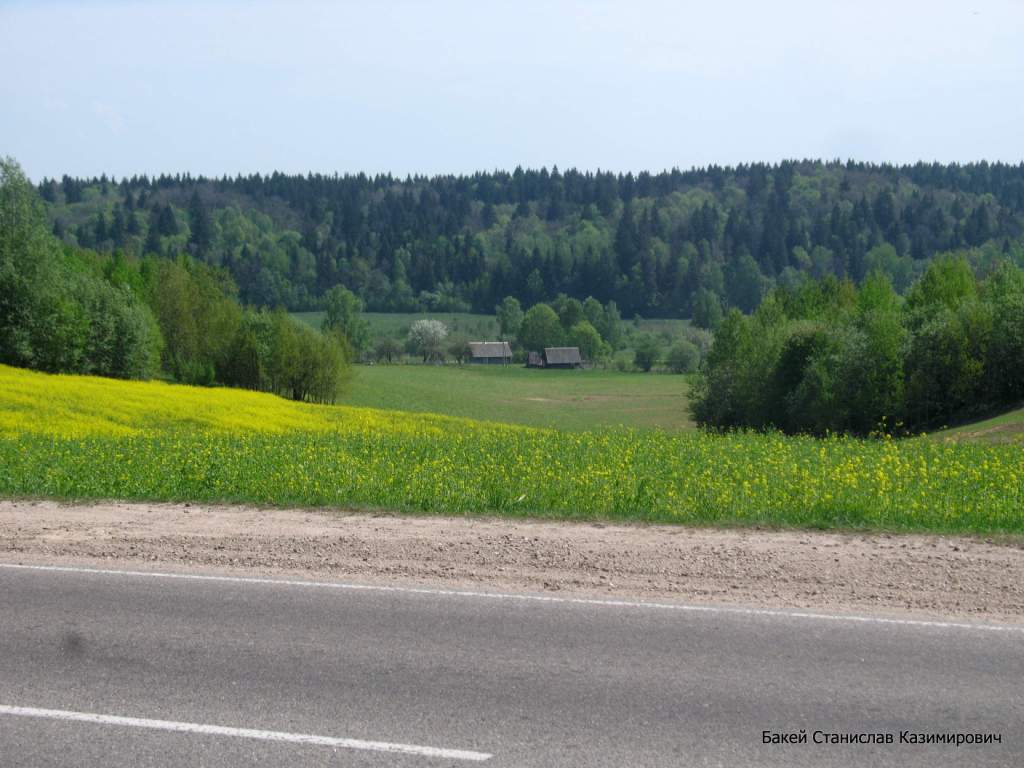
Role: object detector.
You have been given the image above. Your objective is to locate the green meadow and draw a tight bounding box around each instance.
[341,364,693,431]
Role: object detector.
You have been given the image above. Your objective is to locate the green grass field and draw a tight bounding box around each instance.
[932,407,1024,444]
[342,365,693,431]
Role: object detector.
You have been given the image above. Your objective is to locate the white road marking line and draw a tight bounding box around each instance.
[0,705,492,762]
[1,562,1022,634]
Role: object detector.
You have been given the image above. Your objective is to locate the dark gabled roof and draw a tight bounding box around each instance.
[468,341,512,358]
[543,346,582,365]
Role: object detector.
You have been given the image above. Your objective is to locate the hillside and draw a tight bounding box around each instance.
[932,406,1024,444]
[40,162,1024,319]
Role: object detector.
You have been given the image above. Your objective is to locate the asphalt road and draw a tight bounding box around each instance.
[0,563,1021,767]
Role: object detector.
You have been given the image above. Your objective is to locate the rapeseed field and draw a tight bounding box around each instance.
[0,364,1020,534]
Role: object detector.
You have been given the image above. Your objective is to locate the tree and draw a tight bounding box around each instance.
[373,336,403,364]
[666,339,700,374]
[1,160,89,371]
[633,333,662,372]
[905,301,991,425]
[495,296,523,339]
[110,205,126,244]
[567,320,609,363]
[517,303,563,352]
[692,288,723,329]
[259,309,350,402]
[842,272,907,433]
[690,309,762,429]
[726,252,765,313]
[146,257,242,384]
[93,212,109,244]
[300,326,352,403]
[1,158,163,378]
[144,218,162,255]
[447,334,472,364]
[221,319,265,390]
[983,261,1024,402]
[188,190,214,258]
[906,255,976,317]
[321,284,369,351]
[408,318,448,362]
[583,296,605,330]
[552,294,584,329]
[769,322,843,433]
[0,157,68,369]
[525,268,545,304]
[600,300,623,349]
[864,243,914,293]
[157,203,179,236]
[38,178,58,203]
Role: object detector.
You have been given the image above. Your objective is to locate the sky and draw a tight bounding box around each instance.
[1,0,1022,181]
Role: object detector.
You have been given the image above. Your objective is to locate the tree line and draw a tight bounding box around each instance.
[692,255,1024,435]
[2,159,349,402]
[41,161,1024,321]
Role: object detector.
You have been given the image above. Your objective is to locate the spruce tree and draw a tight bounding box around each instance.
[188,190,213,258]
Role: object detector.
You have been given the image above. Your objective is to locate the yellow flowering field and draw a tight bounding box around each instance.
[1,364,1021,533]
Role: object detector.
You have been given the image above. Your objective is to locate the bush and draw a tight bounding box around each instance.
[373,336,403,364]
[447,335,472,364]
[666,339,700,374]
[613,356,634,372]
[633,334,662,372]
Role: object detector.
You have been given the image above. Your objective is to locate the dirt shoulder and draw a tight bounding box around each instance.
[2,499,1023,623]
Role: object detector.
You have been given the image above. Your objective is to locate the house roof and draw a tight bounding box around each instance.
[544,346,582,365]
[468,341,512,358]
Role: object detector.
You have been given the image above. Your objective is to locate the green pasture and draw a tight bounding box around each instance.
[931,407,1024,444]
[342,364,693,431]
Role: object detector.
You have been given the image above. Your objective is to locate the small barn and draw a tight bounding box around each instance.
[543,347,583,369]
[468,341,512,365]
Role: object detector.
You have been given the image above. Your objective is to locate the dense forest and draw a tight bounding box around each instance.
[41,161,1024,320]
[1,159,350,400]
[692,258,1024,435]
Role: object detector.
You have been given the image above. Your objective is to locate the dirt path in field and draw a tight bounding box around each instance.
[2,499,1023,623]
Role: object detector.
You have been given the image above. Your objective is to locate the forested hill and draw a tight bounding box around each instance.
[40,161,1024,319]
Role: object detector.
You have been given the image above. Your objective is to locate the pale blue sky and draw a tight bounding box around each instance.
[2,0,1021,180]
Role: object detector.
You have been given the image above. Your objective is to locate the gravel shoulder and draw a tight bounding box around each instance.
[2,499,1023,623]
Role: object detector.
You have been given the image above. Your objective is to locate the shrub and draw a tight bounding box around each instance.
[666,339,700,374]
[633,334,662,372]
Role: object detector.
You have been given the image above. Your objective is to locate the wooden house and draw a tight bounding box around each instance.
[468,341,512,365]
[542,347,583,369]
